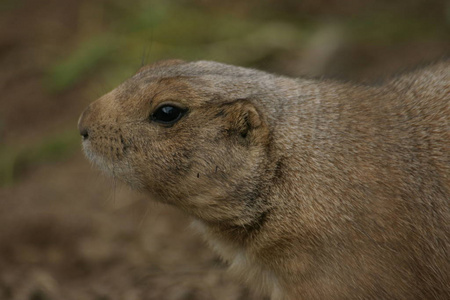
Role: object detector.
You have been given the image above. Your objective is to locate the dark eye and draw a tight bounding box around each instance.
[151,105,186,125]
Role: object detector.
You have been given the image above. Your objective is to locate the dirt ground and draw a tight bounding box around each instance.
[0,0,448,299]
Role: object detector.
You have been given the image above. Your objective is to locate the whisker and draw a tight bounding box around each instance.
[141,31,154,68]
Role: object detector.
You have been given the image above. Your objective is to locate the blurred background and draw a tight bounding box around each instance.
[0,0,448,299]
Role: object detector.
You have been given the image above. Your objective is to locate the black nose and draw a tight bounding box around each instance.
[78,108,90,140]
[80,128,89,140]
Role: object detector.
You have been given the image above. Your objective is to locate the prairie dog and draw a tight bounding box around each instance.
[78,59,449,299]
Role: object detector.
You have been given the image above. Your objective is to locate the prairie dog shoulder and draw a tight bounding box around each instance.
[78,59,450,299]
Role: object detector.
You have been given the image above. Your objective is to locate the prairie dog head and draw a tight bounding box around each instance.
[78,60,272,226]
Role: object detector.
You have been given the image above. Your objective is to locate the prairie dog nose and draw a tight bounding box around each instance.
[78,107,90,140]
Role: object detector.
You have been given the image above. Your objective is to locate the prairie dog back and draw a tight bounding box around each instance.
[78,59,449,299]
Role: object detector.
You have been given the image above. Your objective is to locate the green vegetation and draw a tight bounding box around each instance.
[45,0,449,92]
[0,130,80,186]
[0,0,23,11]
[46,36,116,92]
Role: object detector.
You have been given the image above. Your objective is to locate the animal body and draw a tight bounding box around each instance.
[78,59,449,299]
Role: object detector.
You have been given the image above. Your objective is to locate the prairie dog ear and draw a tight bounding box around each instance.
[220,99,268,146]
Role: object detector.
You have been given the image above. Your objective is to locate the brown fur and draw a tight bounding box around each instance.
[78,59,449,299]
